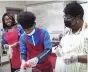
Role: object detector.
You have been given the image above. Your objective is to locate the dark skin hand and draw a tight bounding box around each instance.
[78,55,87,63]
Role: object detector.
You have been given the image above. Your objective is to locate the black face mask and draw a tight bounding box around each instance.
[64,20,72,28]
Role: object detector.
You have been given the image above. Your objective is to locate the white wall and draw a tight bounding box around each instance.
[81,2,88,24]
[0,1,26,30]
[27,2,64,33]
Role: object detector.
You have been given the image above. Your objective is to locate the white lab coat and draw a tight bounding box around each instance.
[55,22,88,72]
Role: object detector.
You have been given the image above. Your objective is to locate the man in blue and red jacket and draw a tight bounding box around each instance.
[17,11,53,72]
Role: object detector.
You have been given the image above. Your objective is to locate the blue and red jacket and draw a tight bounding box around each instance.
[19,27,52,63]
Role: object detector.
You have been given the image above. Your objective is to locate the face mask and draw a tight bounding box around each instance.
[64,21,72,28]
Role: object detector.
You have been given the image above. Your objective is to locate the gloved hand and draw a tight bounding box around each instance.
[56,47,64,57]
[4,42,18,49]
[63,54,78,65]
[20,60,26,72]
[52,46,58,53]
[26,57,38,67]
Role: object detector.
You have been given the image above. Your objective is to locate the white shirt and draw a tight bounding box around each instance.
[27,29,36,46]
[55,22,88,72]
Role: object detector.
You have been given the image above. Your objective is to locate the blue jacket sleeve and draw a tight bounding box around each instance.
[37,29,52,63]
[1,30,7,47]
[37,49,52,63]
[16,24,24,37]
[19,34,27,60]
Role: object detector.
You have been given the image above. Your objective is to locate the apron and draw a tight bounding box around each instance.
[26,28,53,72]
[49,53,57,70]
[5,28,21,68]
[55,22,88,72]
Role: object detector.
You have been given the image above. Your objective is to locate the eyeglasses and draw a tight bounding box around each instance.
[63,15,75,21]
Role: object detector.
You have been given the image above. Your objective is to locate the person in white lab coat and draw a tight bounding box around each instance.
[55,1,88,72]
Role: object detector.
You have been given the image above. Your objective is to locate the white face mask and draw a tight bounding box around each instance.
[27,29,35,36]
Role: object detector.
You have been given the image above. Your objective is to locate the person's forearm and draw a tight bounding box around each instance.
[78,55,87,63]
[11,42,19,48]
[37,48,52,63]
